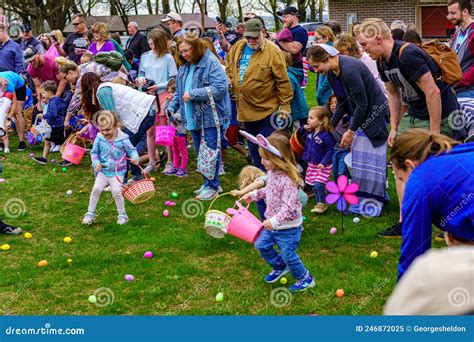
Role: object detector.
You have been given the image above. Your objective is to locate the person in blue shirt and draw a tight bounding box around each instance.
[0,20,24,74]
[390,128,474,280]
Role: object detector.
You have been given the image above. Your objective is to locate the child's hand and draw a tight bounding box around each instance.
[263,219,273,230]
[36,114,43,119]
[241,193,253,204]
[95,163,102,172]
[130,159,139,166]
[303,124,312,131]
[317,163,324,169]
[230,189,241,197]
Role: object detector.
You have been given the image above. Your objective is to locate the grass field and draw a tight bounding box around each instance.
[0,75,445,315]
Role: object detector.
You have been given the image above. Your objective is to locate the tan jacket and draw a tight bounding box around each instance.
[226,39,293,122]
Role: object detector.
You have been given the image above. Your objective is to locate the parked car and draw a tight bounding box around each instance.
[301,21,325,48]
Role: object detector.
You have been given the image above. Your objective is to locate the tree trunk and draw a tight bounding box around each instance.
[297,0,306,22]
[162,0,170,13]
[133,0,138,15]
[217,0,228,23]
[146,0,153,14]
[236,0,243,22]
[318,0,323,22]
[155,0,159,15]
[309,0,316,21]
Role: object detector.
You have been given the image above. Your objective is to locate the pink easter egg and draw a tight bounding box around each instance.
[168,202,176,207]
[163,209,169,217]
[0,179,5,183]
[124,274,135,282]
[330,227,337,235]
[29,153,35,157]
[164,201,171,206]
[144,251,153,259]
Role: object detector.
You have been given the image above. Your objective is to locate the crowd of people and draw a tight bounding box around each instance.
[0,0,473,299]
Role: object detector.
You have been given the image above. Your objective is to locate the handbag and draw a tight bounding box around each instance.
[197,87,221,180]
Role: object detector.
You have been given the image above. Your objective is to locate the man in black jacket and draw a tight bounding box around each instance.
[126,21,150,60]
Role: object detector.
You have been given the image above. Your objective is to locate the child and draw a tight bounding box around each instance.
[164,79,188,177]
[327,95,350,180]
[33,81,68,164]
[301,106,335,214]
[231,165,308,208]
[242,134,315,292]
[83,110,140,226]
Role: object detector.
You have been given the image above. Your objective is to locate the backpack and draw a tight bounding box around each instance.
[399,40,463,85]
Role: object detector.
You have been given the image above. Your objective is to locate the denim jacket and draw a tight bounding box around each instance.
[168,49,230,130]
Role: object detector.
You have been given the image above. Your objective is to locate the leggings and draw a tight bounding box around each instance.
[87,173,126,216]
[172,135,188,170]
[0,96,12,128]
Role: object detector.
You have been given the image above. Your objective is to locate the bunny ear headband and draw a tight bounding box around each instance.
[239,130,282,158]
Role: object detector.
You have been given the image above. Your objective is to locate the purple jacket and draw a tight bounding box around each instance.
[302,129,335,166]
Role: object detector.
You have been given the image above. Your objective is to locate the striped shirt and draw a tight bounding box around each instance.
[305,162,332,186]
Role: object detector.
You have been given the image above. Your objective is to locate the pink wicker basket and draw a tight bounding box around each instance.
[116,159,155,204]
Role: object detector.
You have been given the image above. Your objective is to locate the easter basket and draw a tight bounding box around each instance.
[204,192,232,238]
[116,159,156,204]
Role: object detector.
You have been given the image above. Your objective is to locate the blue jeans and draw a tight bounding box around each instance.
[242,115,275,170]
[457,89,474,98]
[191,127,222,191]
[332,148,350,180]
[254,227,307,280]
[313,182,326,203]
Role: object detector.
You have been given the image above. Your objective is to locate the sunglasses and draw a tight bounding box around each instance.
[72,21,84,26]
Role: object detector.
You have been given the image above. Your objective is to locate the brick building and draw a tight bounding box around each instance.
[328,0,465,39]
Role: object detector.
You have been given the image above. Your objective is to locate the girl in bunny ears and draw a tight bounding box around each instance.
[241,131,315,292]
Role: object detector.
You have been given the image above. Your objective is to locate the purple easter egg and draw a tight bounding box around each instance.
[164,201,172,206]
[144,251,153,259]
[124,274,135,282]
[330,227,337,235]
[168,202,176,207]
[29,153,35,157]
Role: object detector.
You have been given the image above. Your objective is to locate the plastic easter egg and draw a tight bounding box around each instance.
[336,289,345,298]
[88,295,97,303]
[329,227,337,235]
[24,232,32,239]
[144,251,153,259]
[63,236,72,243]
[1,244,10,251]
[215,292,224,301]
[280,277,288,285]
[163,209,169,217]
[370,251,378,258]
[124,274,135,282]
[353,217,360,224]
[38,260,48,267]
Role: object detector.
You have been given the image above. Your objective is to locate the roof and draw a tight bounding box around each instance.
[64,14,217,33]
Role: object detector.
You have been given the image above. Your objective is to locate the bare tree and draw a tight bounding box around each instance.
[162,0,171,13]
[146,0,154,14]
[258,0,280,30]
[110,0,136,29]
[216,0,229,23]
[236,0,243,22]
[173,0,185,13]
[318,0,324,21]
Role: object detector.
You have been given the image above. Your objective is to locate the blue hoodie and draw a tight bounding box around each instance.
[398,143,474,280]
[43,96,68,128]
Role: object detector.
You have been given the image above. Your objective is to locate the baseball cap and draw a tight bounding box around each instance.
[22,23,32,32]
[23,46,38,63]
[161,12,183,23]
[243,19,263,38]
[277,6,299,16]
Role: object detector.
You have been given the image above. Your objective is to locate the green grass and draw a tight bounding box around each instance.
[0,75,445,316]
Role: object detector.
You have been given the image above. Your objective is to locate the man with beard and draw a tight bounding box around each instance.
[447,0,474,98]
[226,19,292,170]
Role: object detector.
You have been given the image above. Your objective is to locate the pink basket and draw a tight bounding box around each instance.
[62,137,86,165]
[226,201,263,243]
[155,125,176,146]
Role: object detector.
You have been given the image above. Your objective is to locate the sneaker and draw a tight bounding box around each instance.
[0,220,22,235]
[3,148,10,154]
[162,163,173,174]
[0,128,5,138]
[51,145,61,153]
[33,156,48,165]
[59,160,72,166]
[289,273,316,292]
[143,162,157,174]
[196,187,218,201]
[175,168,188,177]
[17,141,27,151]
[311,203,328,214]
[218,185,223,193]
[104,185,111,192]
[264,267,290,283]
[377,222,402,238]
[0,142,4,151]
[164,166,178,176]
[117,214,129,225]
[193,185,205,195]
[82,212,94,225]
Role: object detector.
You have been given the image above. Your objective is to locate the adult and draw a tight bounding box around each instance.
[161,12,185,38]
[390,28,405,41]
[307,44,388,216]
[313,26,335,106]
[389,129,473,279]
[24,47,66,95]
[60,59,126,129]
[216,22,244,53]
[448,0,474,98]
[358,18,459,236]
[272,6,308,69]
[58,13,89,64]
[226,19,293,169]
[19,23,44,54]
[0,16,23,73]
[138,28,178,174]
[0,70,28,151]
[45,30,64,59]
[126,21,150,59]
[38,34,52,52]
[80,73,157,182]
[323,21,342,38]
[167,33,230,201]
[390,19,407,31]
[335,34,387,97]
[88,22,115,55]
[402,29,422,44]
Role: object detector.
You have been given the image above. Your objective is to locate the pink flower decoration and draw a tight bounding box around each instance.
[325,175,359,212]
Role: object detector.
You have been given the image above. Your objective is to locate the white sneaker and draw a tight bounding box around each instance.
[218,164,225,176]
[3,148,10,154]
[117,214,129,225]
[143,162,157,174]
[104,185,111,192]
[82,212,94,225]
[51,145,61,153]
